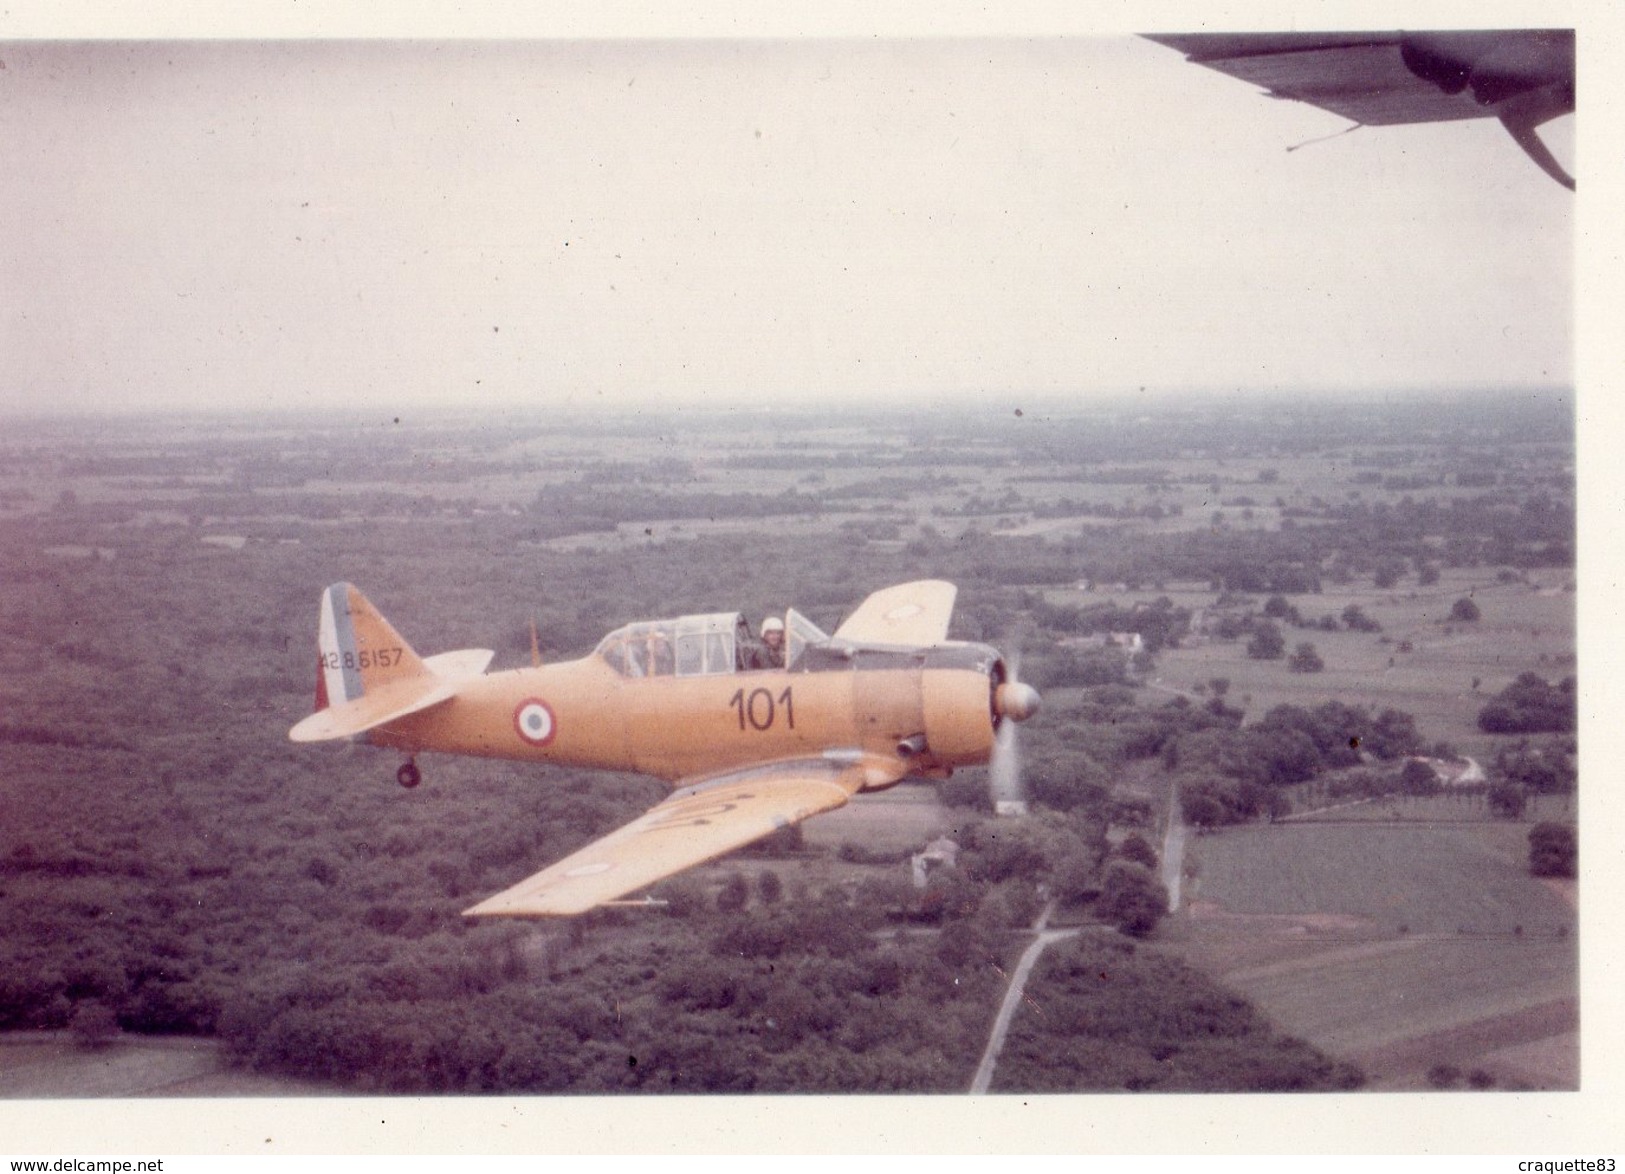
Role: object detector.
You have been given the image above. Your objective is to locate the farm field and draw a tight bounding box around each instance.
[0,1033,335,1098]
[798,783,960,852]
[1168,820,1577,1089]
[1143,569,1574,760]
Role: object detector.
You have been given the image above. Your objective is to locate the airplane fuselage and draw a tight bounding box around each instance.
[367,642,1004,787]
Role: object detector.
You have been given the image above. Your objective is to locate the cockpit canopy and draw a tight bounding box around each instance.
[594,608,830,678]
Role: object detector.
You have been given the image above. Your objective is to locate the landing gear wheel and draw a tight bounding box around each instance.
[396,760,422,789]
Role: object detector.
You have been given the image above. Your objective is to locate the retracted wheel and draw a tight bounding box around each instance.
[396,760,422,789]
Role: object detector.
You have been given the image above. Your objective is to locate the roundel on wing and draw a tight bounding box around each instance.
[513,699,557,746]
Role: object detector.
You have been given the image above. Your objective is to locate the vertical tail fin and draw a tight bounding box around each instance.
[313,582,429,710]
[293,582,494,744]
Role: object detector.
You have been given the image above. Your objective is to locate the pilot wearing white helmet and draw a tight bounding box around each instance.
[759,616,786,669]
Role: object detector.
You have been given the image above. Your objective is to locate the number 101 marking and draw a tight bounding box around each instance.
[729,687,795,732]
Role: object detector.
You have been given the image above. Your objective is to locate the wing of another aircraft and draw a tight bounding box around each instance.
[833,579,958,646]
[463,756,902,917]
[1145,30,1576,189]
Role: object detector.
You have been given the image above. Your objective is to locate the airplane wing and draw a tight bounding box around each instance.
[1145,30,1575,189]
[463,756,901,917]
[833,580,958,646]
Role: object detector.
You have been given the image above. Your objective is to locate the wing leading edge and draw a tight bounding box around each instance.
[463,756,903,917]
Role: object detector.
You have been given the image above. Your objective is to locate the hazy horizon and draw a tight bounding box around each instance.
[0,382,1577,429]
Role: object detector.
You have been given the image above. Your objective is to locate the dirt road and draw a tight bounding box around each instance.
[968,903,1083,1094]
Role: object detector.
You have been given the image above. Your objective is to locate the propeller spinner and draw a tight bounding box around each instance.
[994,679,1042,723]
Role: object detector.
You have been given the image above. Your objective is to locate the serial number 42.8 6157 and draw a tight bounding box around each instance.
[321,647,404,671]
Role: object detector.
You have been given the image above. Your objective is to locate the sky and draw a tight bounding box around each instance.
[0,13,1586,418]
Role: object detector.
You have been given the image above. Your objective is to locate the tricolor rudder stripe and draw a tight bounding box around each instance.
[316,582,363,708]
[313,582,428,710]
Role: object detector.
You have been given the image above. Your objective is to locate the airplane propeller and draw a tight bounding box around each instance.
[990,646,1040,814]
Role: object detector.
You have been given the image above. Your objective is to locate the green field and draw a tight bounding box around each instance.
[1186,822,1573,934]
[1171,820,1577,1089]
[0,1033,334,1098]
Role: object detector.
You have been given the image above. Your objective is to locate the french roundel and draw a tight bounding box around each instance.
[513,699,557,746]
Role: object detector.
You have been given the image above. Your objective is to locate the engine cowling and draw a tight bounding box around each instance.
[919,665,999,766]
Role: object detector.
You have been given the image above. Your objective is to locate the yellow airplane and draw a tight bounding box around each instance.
[289,580,1040,917]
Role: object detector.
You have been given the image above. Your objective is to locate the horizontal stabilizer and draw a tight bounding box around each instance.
[288,648,493,742]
